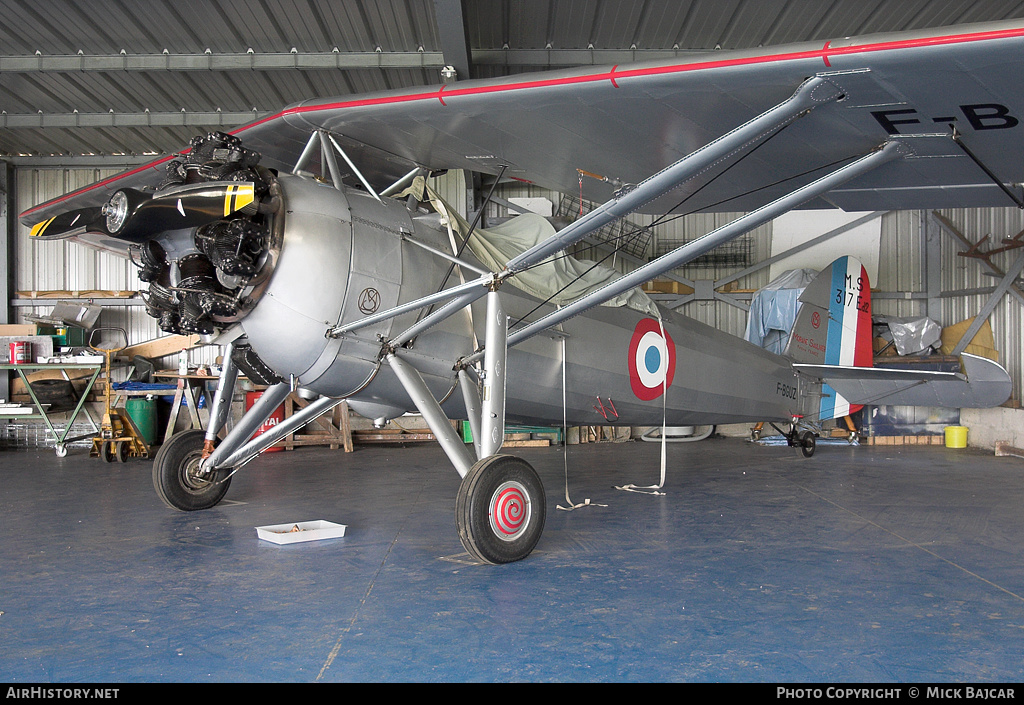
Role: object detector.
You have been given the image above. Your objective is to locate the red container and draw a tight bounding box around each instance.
[8,341,31,365]
[245,391,285,452]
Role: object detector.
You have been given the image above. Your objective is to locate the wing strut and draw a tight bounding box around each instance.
[950,126,1024,209]
[385,144,907,479]
[468,139,906,360]
[326,73,848,343]
[499,74,845,274]
[293,129,384,202]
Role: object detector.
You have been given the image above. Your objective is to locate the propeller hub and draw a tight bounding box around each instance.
[101,190,130,233]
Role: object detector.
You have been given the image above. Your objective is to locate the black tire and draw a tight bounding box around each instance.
[152,430,231,511]
[100,441,115,463]
[115,440,130,463]
[800,431,816,458]
[456,455,546,565]
[29,378,77,413]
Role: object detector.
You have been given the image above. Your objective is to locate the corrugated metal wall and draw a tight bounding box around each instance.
[13,167,1024,401]
[936,207,1024,403]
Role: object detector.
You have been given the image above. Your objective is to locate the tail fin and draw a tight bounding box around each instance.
[785,256,873,419]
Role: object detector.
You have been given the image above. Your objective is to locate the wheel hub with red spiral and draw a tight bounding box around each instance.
[488,481,532,542]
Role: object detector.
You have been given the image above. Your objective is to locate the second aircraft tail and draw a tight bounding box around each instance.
[786,256,1011,415]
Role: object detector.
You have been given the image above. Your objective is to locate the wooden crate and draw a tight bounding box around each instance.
[282,395,352,452]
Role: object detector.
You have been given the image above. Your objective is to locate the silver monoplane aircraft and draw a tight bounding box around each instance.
[21,20,1024,563]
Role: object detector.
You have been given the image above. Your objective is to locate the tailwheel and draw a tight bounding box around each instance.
[456,455,546,565]
[800,431,816,458]
[152,430,232,511]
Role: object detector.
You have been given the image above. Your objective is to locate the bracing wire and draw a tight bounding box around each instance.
[507,121,802,332]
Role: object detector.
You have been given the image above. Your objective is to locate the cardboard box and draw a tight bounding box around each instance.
[642,279,694,295]
[0,325,38,336]
[940,317,999,361]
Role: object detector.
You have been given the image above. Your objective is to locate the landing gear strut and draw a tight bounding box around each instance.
[151,339,346,512]
[769,419,818,458]
[388,289,547,564]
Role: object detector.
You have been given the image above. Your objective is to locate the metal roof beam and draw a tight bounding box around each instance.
[471,48,708,66]
[0,49,710,75]
[0,51,445,72]
[432,0,472,80]
[5,155,157,166]
[0,110,261,128]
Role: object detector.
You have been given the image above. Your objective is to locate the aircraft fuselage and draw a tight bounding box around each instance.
[238,174,802,429]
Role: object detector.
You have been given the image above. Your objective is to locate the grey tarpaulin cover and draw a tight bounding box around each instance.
[875,315,942,355]
[744,268,818,355]
[412,177,659,316]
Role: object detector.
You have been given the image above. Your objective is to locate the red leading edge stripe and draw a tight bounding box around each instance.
[20,24,1024,219]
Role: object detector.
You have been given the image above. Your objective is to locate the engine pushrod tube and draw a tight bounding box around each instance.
[500,140,905,352]
[501,75,844,275]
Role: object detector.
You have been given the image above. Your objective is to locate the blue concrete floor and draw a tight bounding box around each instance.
[2,436,1023,682]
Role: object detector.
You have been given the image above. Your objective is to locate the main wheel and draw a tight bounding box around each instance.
[100,441,115,463]
[456,455,546,565]
[152,430,232,511]
[115,440,130,463]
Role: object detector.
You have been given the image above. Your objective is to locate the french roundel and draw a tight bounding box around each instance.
[628,318,676,401]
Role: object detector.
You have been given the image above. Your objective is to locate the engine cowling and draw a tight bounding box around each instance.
[125,132,469,407]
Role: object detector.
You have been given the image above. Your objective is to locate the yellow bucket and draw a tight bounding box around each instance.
[944,426,968,448]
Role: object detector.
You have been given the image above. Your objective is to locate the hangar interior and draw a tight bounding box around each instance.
[3,0,1024,683]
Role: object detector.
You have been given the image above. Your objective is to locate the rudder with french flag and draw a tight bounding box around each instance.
[784,256,873,421]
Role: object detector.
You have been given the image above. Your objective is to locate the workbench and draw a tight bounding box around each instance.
[0,362,102,457]
[152,371,212,441]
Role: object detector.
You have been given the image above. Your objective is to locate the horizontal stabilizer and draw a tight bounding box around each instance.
[793,354,1011,409]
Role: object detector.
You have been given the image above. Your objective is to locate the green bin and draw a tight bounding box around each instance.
[125,398,158,446]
